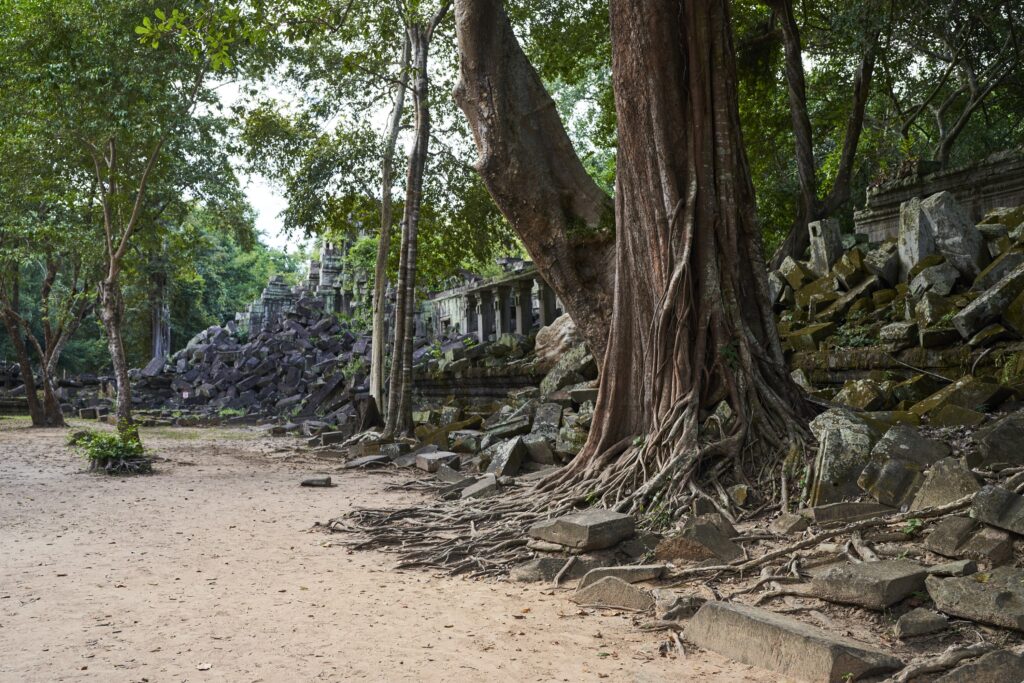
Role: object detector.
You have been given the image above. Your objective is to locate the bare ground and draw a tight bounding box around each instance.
[0,418,757,682]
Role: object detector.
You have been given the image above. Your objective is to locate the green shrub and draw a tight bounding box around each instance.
[68,424,152,475]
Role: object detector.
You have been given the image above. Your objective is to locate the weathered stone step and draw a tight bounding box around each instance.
[685,601,903,683]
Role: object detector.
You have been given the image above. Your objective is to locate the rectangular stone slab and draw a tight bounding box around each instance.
[415,451,460,473]
[528,509,635,551]
[927,567,1024,631]
[686,602,903,683]
[810,560,928,610]
[971,485,1024,535]
[578,564,666,588]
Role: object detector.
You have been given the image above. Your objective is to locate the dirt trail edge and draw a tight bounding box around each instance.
[0,421,753,682]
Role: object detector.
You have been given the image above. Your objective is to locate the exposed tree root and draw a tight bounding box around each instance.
[889,642,995,683]
[88,456,153,475]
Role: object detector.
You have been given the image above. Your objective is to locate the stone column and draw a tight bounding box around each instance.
[496,285,512,335]
[539,281,559,326]
[515,281,534,335]
[808,218,843,276]
[477,289,495,343]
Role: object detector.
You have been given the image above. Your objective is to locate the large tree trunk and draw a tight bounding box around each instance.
[99,278,133,427]
[383,25,433,438]
[39,373,64,427]
[370,35,412,415]
[540,0,810,516]
[453,0,615,360]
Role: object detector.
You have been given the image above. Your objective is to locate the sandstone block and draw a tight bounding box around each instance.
[686,602,903,683]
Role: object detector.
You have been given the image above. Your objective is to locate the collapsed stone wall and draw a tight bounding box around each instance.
[770,192,1024,510]
[854,148,1024,243]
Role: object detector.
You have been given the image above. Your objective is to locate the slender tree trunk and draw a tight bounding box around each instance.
[371,34,412,415]
[453,0,615,359]
[99,278,132,427]
[1,315,44,425]
[537,0,810,516]
[0,267,46,425]
[766,0,877,269]
[150,262,170,362]
[383,26,432,438]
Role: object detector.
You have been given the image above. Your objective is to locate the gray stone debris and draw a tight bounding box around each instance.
[415,450,460,473]
[952,262,1024,338]
[577,564,666,589]
[686,601,903,683]
[974,412,1024,468]
[343,455,390,469]
[961,526,1014,566]
[770,512,809,535]
[521,433,556,465]
[570,576,654,611]
[435,464,468,484]
[654,519,743,564]
[810,559,928,610]
[809,218,844,276]
[973,249,1024,291]
[927,566,1024,630]
[484,436,526,477]
[460,474,498,500]
[651,589,705,620]
[971,484,1024,535]
[899,197,937,281]
[920,191,990,279]
[864,241,899,286]
[810,501,894,527]
[924,516,979,557]
[934,649,1024,683]
[922,517,1013,566]
[927,559,978,577]
[510,555,608,583]
[870,425,950,466]
[808,409,882,504]
[858,458,923,507]
[527,509,635,551]
[895,607,948,639]
[910,261,960,298]
[911,458,980,510]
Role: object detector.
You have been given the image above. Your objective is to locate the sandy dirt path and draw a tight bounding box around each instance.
[0,418,759,682]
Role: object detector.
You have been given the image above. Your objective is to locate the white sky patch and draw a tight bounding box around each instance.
[214,78,294,252]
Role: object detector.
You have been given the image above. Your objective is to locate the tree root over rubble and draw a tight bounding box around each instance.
[888,642,996,683]
[328,414,1021,577]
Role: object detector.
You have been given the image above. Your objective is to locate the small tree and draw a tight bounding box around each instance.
[3,0,252,428]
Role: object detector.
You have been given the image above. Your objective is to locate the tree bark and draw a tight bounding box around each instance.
[383,24,434,438]
[0,267,48,426]
[150,256,171,362]
[538,0,810,515]
[99,278,133,427]
[0,315,44,426]
[453,0,615,360]
[370,34,412,415]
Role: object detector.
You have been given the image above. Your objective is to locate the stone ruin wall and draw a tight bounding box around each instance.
[855,148,1024,244]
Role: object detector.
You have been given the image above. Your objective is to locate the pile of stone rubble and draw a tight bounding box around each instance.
[127,294,370,425]
[773,192,1023,419]
[314,334,599,488]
